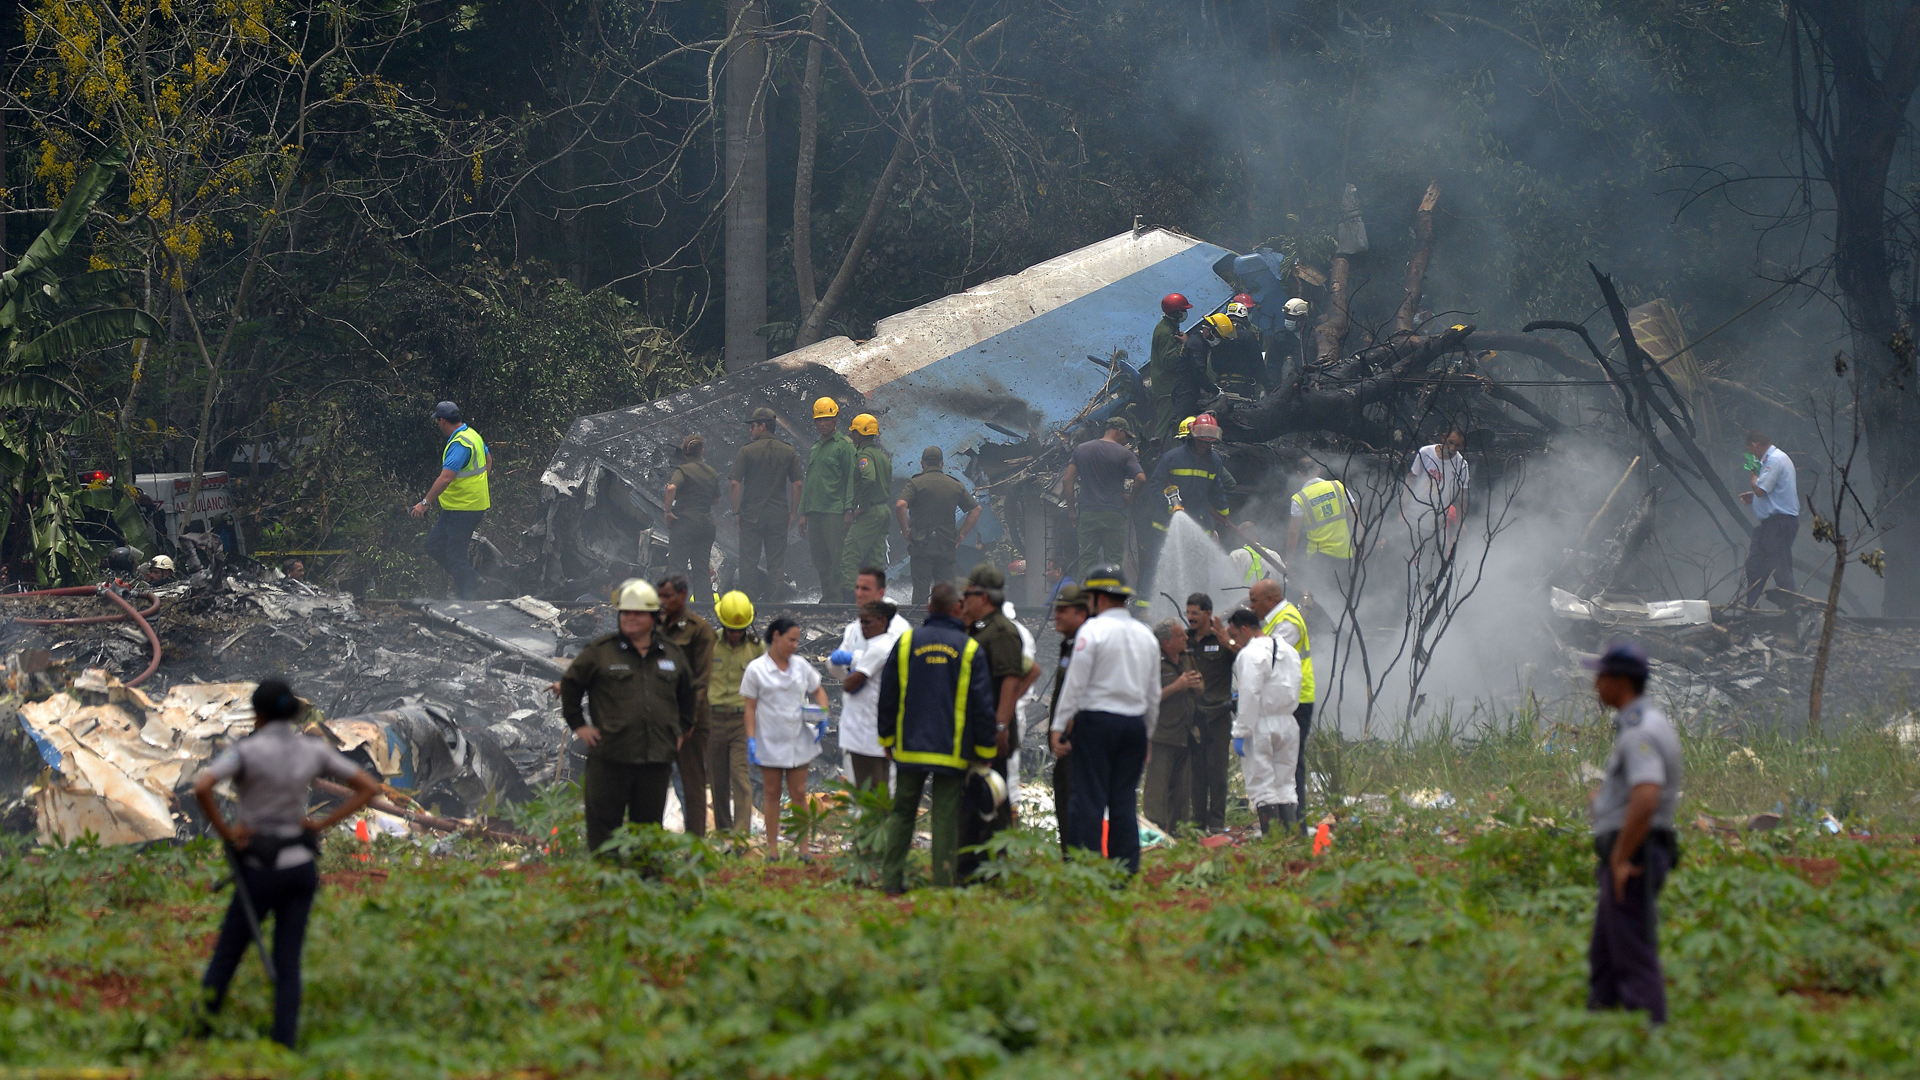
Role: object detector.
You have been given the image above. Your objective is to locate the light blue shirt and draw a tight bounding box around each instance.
[1752,445,1798,520]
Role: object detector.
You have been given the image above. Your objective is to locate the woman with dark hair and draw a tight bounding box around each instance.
[191,678,381,1048]
[740,616,830,859]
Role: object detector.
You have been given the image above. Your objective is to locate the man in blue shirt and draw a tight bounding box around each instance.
[1737,428,1798,607]
[409,401,490,600]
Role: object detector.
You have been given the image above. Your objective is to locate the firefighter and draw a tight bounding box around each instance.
[655,574,716,837]
[1146,293,1192,439]
[1227,607,1302,835]
[729,407,802,602]
[410,401,491,600]
[1045,583,1090,852]
[797,397,856,601]
[191,679,381,1048]
[1210,294,1266,398]
[838,414,893,595]
[559,579,697,852]
[1171,314,1224,422]
[708,590,763,835]
[877,581,998,893]
[1049,564,1160,874]
[1248,577,1315,829]
[663,435,720,594]
[1147,413,1239,543]
[894,446,981,604]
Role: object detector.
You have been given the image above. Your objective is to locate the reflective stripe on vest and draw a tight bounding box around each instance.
[1242,546,1263,583]
[887,629,989,770]
[1297,478,1352,558]
[439,427,491,511]
[1262,601,1314,702]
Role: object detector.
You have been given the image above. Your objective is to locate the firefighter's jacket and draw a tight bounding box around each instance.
[877,612,999,774]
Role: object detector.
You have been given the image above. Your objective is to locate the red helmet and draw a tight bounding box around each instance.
[1190,413,1222,442]
[1161,293,1193,317]
[1231,293,1256,308]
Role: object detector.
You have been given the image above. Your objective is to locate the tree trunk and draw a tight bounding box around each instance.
[794,121,914,351]
[791,2,825,332]
[1395,181,1439,334]
[723,0,768,372]
[1315,253,1352,365]
[1808,532,1845,736]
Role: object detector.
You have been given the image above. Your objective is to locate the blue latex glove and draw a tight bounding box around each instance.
[1232,737,1245,757]
[748,736,760,766]
[829,649,854,667]
[814,719,829,743]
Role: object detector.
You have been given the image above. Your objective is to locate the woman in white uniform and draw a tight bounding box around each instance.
[742,616,830,859]
[832,600,901,795]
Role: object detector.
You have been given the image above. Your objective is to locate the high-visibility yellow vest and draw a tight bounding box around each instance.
[438,426,491,511]
[1241,545,1265,582]
[1262,600,1314,703]
[1292,478,1353,558]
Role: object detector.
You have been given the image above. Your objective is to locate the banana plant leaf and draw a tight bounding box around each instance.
[0,146,130,326]
[12,308,164,368]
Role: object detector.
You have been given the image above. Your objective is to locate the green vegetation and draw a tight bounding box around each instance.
[7,711,1920,1078]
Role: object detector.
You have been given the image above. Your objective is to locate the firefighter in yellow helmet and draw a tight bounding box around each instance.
[798,395,857,601]
[558,579,697,852]
[838,413,893,596]
[706,590,764,834]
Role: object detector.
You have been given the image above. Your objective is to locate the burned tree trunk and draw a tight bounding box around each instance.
[1395,181,1439,334]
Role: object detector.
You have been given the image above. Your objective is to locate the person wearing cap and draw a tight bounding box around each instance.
[191,678,381,1048]
[876,582,998,892]
[1148,412,1238,546]
[1048,564,1160,873]
[410,401,491,600]
[961,563,1038,861]
[1063,417,1147,576]
[708,590,764,835]
[895,446,981,604]
[1147,294,1192,439]
[1045,583,1091,852]
[655,574,717,837]
[1141,618,1202,831]
[1584,639,1683,1025]
[729,407,803,602]
[798,397,857,601]
[559,579,697,852]
[1248,577,1315,829]
[838,414,893,596]
[664,434,720,593]
[1183,593,1236,832]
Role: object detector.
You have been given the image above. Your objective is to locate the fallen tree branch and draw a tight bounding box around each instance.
[1396,180,1439,333]
[313,778,535,845]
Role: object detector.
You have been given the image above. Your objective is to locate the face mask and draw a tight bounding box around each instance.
[1283,318,1299,332]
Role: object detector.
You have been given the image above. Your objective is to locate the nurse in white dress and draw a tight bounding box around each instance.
[741,616,831,860]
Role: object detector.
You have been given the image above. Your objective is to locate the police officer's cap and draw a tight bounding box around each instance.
[1103,414,1133,435]
[1582,639,1649,681]
[1053,582,1089,609]
[967,563,1006,591]
[1082,564,1134,597]
[432,401,461,422]
[748,406,779,424]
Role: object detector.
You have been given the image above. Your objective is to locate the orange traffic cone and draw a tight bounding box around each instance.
[1312,820,1332,856]
[354,817,372,862]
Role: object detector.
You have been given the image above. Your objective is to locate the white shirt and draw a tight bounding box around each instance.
[1407,444,1469,511]
[739,653,824,769]
[832,613,912,678]
[1050,606,1162,738]
[1232,634,1301,738]
[835,629,899,757]
[1752,445,1799,520]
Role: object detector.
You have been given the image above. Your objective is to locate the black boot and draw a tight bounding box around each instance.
[1276,804,1301,833]
[1255,804,1272,836]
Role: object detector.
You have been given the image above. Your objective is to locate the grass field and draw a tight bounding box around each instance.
[5,705,1920,1079]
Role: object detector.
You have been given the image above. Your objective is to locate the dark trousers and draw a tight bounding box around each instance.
[806,512,849,601]
[1192,708,1233,831]
[1293,702,1314,820]
[674,718,709,837]
[1051,752,1072,854]
[848,751,890,797]
[909,542,958,605]
[582,758,674,852]
[203,860,318,1048]
[423,507,485,599]
[1075,509,1128,578]
[1742,513,1798,606]
[669,518,716,595]
[883,767,964,890]
[738,517,789,601]
[1142,738,1196,831]
[708,708,752,832]
[1589,842,1672,1024]
[1064,710,1149,873]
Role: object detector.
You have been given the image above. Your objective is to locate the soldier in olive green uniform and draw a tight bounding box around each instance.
[1142,618,1202,830]
[560,579,697,853]
[655,574,717,838]
[894,446,981,604]
[729,407,802,602]
[798,397,856,601]
[664,435,720,592]
[1183,593,1236,831]
[960,564,1036,864]
[838,413,893,591]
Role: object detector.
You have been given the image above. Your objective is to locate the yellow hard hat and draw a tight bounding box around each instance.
[612,578,661,612]
[715,589,755,629]
[850,413,879,436]
[1203,313,1237,339]
[812,396,839,419]
[1177,416,1196,439]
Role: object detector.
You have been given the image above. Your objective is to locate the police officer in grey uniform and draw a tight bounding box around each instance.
[1584,640,1683,1025]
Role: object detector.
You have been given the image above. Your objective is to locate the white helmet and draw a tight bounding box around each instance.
[1283,297,1310,318]
[971,763,1008,818]
[612,578,661,612]
[149,555,175,571]
[1224,301,1252,319]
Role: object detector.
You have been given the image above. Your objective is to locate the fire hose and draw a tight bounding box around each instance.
[0,584,164,686]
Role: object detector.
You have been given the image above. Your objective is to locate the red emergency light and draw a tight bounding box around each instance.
[81,469,112,485]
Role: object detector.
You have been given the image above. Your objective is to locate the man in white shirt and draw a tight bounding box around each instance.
[830,599,902,795]
[1403,428,1469,544]
[1048,564,1160,873]
[1737,428,1800,607]
[832,567,913,662]
[1227,607,1302,836]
